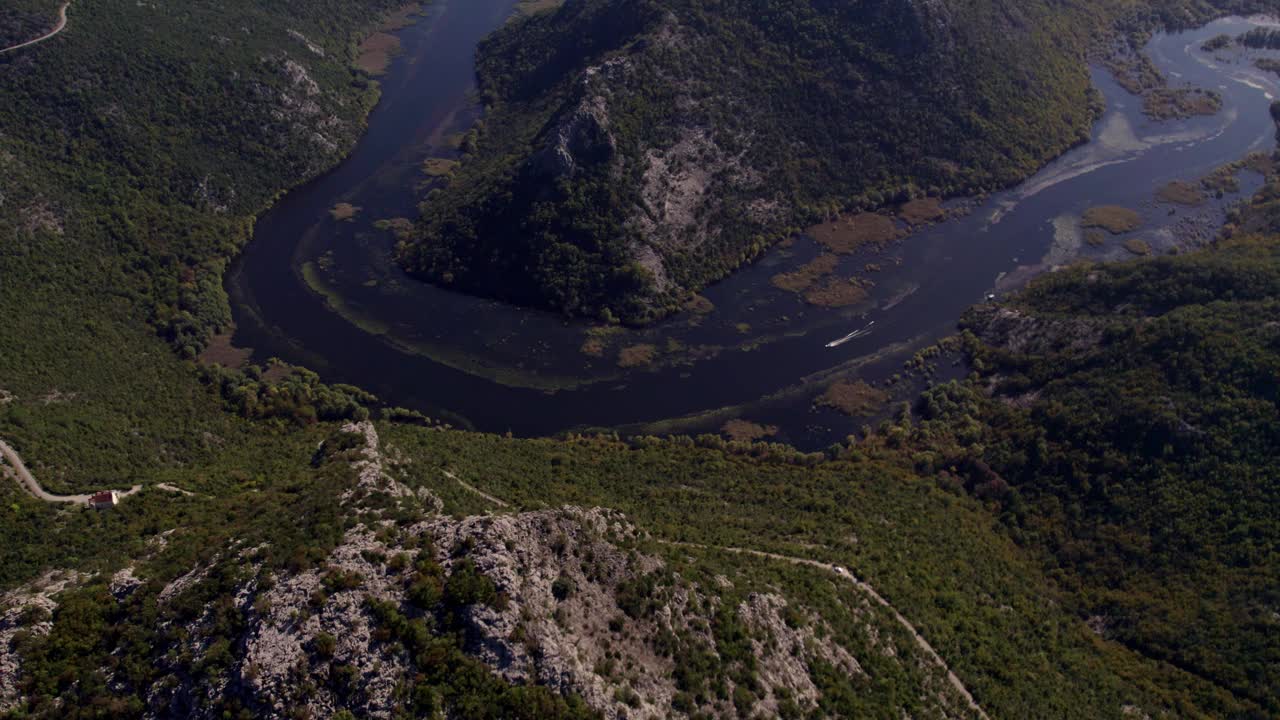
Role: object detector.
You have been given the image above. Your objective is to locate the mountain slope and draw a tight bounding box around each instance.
[876,162,1280,714]
[4,417,1256,719]
[401,0,1108,321]
[0,0,1277,717]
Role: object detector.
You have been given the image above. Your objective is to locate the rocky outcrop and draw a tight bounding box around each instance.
[286,29,326,57]
[737,593,865,715]
[233,528,413,720]
[0,571,85,712]
[421,507,679,717]
[408,0,1098,321]
[246,52,351,172]
[966,305,1109,356]
[339,420,442,511]
[2,431,970,719]
[532,60,627,178]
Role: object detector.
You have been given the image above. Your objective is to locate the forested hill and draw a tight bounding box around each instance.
[1,0,1278,715]
[399,0,1265,323]
[400,0,1099,321]
[888,156,1280,714]
[0,0,62,48]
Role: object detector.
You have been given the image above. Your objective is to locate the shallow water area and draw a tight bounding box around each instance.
[228,11,1280,448]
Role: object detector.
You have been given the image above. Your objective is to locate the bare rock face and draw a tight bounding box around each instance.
[110,566,144,600]
[531,0,963,274]
[0,571,85,712]
[966,305,1109,356]
[532,60,627,179]
[235,527,413,720]
[340,420,442,511]
[419,508,946,720]
[5,491,973,719]
[244,52,353,174]
[421,507,677,718]
[143,524,418,720]
[737,592,865,715]
[286,29,326,57]
[2,419,971,720]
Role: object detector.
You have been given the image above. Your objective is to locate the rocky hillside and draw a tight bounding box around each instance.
[5,403,1270,718]
[400,0,1278,323]
[400,0,1109,322]
[2,0,1277,716]
[0,423,986,719]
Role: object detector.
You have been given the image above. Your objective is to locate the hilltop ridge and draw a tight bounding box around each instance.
[399,0,1270,322]
[400,0,1106,321]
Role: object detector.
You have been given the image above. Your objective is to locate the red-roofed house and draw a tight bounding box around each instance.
[89,491,118,510]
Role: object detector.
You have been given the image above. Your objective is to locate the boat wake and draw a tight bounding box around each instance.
[825,321,875,348]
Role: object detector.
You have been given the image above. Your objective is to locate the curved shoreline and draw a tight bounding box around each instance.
[229,14,1280,446]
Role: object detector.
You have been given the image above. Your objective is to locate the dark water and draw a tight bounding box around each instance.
[228,7,1280,448]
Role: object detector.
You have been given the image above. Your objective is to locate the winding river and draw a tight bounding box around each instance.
[227,4,1280,448]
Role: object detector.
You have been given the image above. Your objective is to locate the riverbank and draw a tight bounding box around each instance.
[228,13,1280,449]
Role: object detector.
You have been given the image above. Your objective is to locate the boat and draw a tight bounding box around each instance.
[825,321,875,348]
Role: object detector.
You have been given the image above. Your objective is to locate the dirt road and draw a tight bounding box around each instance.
[442,469,511,508]
[433,471,989,719]
[0,437,140,504]
[0,2,70,55]
[657,541,992,720]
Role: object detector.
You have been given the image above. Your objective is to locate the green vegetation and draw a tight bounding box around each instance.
[401,0,1110,322]
[817,380,889,417]
[1201,33,1233,51]
[1257,57,1280,76]
[0,0,421,365]
[0,0,408,494]
[1156,180,1205,205]
[0,0,60,47]
[950,297,1278,703]
[1122,237,1152,254]
[1,0,1279,716]
[400,0,1269,322]
[925,177,1280,714]
[1083,205,1145,234]
[1238,26,1280,49]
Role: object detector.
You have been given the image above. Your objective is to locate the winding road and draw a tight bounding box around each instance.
[660,541,991,720]
[444,469,989,719]
[0,437,140,504]
[442,469,511,508]
[0,2,70,55]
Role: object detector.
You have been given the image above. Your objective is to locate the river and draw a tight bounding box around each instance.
[226,4,1280,448]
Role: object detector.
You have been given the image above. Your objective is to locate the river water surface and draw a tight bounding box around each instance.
[227,6,1280,448]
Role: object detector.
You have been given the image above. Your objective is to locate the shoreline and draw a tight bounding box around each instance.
[222,12,1280,446]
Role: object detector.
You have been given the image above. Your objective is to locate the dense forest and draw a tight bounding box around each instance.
[0,0,1278,717]
[939,177,1280,714]
[400,0,1278,323]
[1239,26,1280,49]
[0,0,61,48]
[400,0,1103,322]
